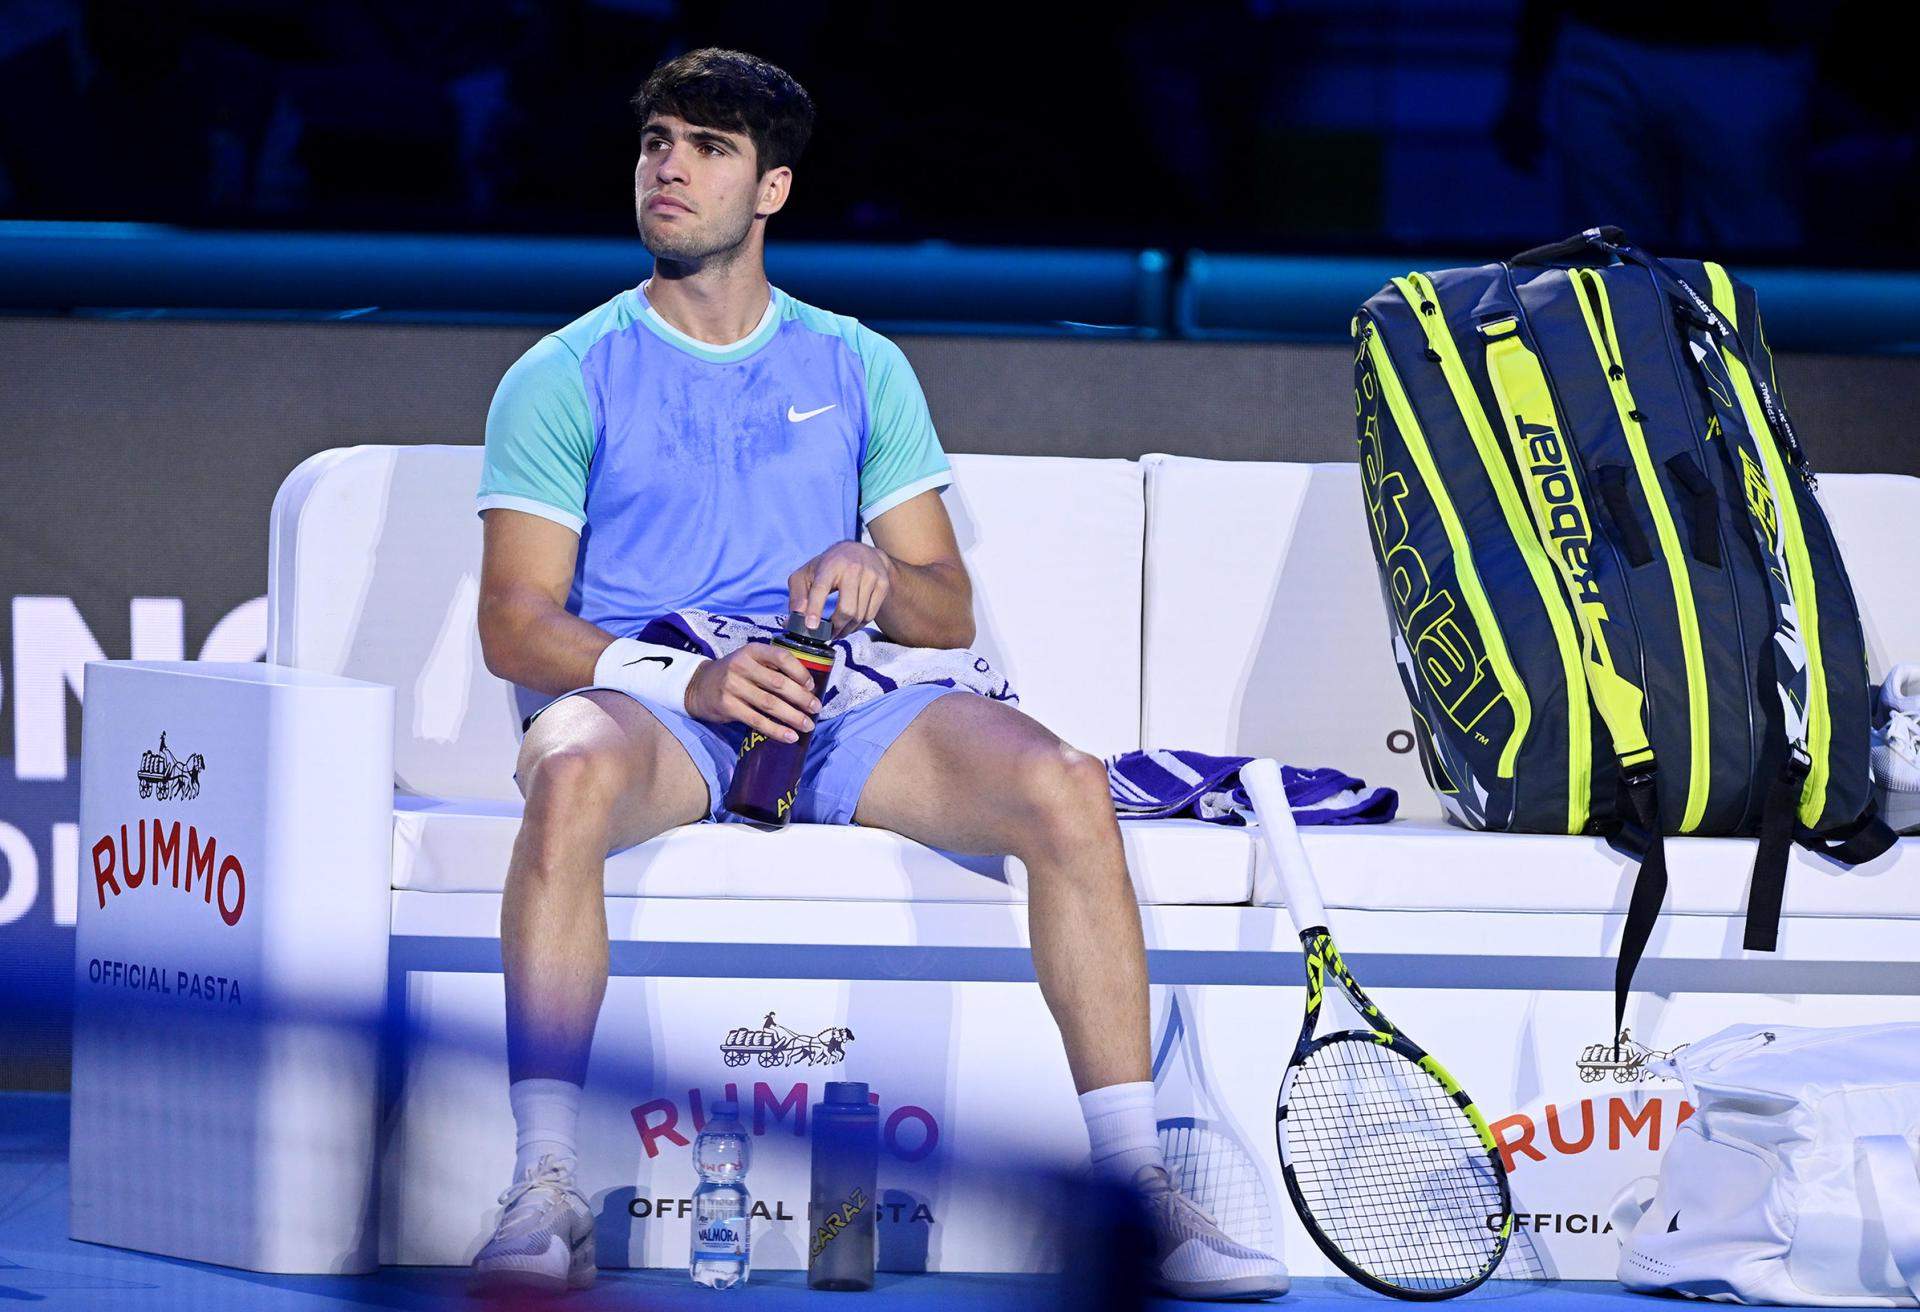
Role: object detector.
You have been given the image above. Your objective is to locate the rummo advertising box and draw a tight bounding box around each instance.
[70,661,393,1274]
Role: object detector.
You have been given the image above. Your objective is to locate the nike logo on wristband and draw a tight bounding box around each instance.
[624,656,673,669]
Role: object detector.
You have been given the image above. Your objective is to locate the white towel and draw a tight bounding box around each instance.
[634,609,1018,721]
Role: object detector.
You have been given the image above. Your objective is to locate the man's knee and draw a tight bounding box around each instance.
[522,739,632,808]
[1012,743,1118,864]
[514,742,631,867]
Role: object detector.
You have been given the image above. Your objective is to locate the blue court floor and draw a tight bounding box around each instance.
[0,1091,1797,1310]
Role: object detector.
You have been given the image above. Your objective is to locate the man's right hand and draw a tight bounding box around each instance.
[684,642,821,743]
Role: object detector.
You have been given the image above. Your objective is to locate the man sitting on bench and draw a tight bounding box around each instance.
[469,47,1287,1302]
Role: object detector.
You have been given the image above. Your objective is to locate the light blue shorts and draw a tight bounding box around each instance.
[522,683,964,826]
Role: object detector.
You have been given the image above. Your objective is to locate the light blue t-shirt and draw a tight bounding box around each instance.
[477,283,952,640]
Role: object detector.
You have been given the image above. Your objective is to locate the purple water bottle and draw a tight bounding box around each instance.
[722,612,836,829]
[807,1081,879,1290]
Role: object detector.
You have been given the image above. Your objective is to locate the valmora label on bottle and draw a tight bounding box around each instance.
[696,1216,747,1255]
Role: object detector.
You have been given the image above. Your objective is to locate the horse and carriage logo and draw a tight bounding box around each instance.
[720,1012,855,1068]
[136,731,205,801]
[1575,1029,1688,1084]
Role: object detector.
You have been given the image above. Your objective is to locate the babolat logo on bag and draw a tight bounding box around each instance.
[1357,348,1505,734]
[1516,419,1602,606]
[1353,313,1509,829]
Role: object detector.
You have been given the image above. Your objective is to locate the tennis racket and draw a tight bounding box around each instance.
[1151,986,1276,1254]
[1241,757,1513,1300]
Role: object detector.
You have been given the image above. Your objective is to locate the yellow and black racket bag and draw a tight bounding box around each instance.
[1352,227,1893,1030]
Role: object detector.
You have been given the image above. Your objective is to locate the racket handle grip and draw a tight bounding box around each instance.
[1241,757,1329,934]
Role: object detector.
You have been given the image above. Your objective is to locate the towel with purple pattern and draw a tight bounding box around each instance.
[634,608,1017,719]
[1106,750,1396,826]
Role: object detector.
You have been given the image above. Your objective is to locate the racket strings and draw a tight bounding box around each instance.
[1283,1038,1507,1294]
[1160,1120,1272,1249]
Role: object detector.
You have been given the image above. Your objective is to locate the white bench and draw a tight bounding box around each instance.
[71,447,1920,1280]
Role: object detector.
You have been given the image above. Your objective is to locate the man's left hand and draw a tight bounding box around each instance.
[790,541,895,639]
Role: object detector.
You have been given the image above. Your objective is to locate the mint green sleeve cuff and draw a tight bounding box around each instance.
[855,327,951,523]
[477,335,595,531]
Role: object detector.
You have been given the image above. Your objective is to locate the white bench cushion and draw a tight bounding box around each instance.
[392,797,1254,905]
[1275,823,1920,919]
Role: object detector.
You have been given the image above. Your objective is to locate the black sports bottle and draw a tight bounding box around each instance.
[807,1080,879,1291]
[722,612,835,829]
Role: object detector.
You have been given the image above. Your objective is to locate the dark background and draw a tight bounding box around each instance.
[2,1,1915,263]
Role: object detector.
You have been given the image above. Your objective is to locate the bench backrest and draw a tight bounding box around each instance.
[266,446,1145,801]
[267,445,1920,813]
[1140,454,1920,821]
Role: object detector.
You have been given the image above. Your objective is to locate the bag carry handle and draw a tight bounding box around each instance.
[1860,1135,1920,1300]
[1509,225,1627,267]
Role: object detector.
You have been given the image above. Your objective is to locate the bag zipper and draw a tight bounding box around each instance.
[1359,316,1533,780]
[1649,265,1760,832]
[1573,268,1713,833]
[1399,272,1590,830]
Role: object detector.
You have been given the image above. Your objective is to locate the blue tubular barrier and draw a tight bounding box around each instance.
[0,223,1171,338]
[1180,249,1920,355]
[1738,269,1920,355]
[1176,252,1472,344]
[7,223,1917,353]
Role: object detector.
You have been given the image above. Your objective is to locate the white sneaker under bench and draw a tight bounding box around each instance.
[1135,1163,1291,1301]
[468,1155,596,1297]
[1873,663,1920,833]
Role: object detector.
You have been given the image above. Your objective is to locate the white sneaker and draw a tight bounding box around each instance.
[1872,664,1920,833]
[469,1155,596,1297]
[1133,1164,1290,1301]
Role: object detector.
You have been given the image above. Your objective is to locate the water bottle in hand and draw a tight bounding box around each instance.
[723,611,836,829]
[690,1100,752,1289]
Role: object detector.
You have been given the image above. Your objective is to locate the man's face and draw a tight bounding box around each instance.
[634,114,773,262]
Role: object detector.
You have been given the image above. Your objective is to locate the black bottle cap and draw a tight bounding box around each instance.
[823,1081,869,1105]
[784,610,833,644]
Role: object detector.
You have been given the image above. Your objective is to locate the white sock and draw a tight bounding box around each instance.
[1887,663,1920,714]
[510,1077,581,1179]
[1079,1080,1165,1185]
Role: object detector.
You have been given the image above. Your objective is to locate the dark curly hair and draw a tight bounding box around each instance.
[631,48,815,176]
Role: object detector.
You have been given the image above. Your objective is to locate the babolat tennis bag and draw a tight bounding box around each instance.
[1351,226,1893,1034]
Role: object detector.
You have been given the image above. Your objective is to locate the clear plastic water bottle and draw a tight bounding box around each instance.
[690,1100,752,1289]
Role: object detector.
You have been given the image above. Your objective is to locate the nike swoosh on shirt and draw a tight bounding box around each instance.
[787,404,837,422]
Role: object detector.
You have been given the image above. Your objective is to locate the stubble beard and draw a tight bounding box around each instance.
[638,200,757,274]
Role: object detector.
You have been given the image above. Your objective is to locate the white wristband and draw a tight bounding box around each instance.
[592,638,708,712]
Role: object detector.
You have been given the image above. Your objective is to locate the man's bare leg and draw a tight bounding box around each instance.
[852,691,1288,1300]
[505,690,708,1084]
[474,691,711,1295]
[851,692,1149,1092]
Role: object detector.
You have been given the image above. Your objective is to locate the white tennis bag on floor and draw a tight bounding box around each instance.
[1616,1024,1920,1306]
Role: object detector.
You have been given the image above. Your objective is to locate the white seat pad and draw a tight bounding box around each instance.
[1274,822,1920,919]
[392,797,1253,905]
